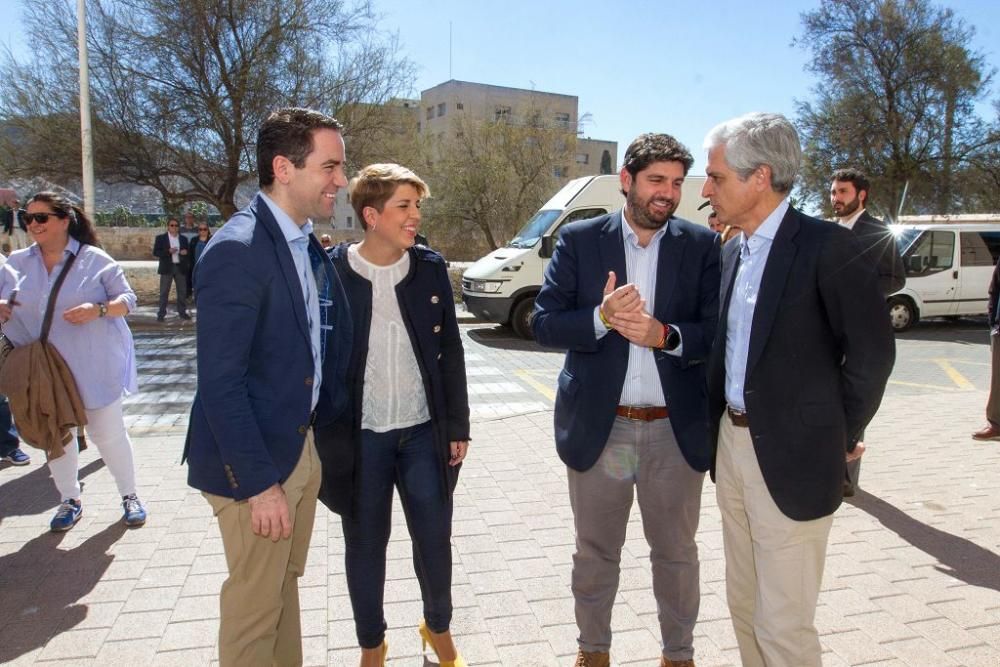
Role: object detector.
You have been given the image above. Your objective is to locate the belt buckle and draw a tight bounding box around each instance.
[625,406,638,420]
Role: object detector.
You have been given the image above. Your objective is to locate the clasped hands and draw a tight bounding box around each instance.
[600,271,663,348]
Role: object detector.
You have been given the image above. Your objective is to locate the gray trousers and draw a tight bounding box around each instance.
[567,417,704,660]
[158,265,188,317]
[987,333,1000,425]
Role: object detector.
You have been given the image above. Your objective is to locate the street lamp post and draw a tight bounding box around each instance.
[77,0,96,218]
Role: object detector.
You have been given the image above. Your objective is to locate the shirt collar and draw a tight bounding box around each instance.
[259,191,313,245]
[838,207,865,228]
[27,236,81,257]
[739,198,789,254]
[620,207,669,248]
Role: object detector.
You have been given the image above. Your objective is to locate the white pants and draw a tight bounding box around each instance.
[716,414,834,667]
[48,397,137,500]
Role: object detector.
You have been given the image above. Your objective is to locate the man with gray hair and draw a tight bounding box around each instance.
[702,112,894,666]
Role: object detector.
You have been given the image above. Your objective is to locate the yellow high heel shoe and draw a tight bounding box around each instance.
[359,640,387,667]
[418,620,466,667]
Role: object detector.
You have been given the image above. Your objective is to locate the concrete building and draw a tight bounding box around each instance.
[331,80,617,231]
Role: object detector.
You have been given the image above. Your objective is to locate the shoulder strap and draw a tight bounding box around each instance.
[40,248,80,344]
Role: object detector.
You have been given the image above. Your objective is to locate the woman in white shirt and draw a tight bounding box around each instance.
[319,164,469,667]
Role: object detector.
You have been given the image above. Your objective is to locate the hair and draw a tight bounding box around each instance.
[703,112,801,194]
[256,107,344,188]
[167,217,179,225]
[622,133,694,183]
[348,163,430,231]
[831,167,871,198]
[25,191,101,247]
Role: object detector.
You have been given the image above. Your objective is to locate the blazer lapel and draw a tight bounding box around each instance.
[719,239,741,322]
[746,208,800,374]
[599,211,628,287]
[252,195,311,345]
[653,221,686,321]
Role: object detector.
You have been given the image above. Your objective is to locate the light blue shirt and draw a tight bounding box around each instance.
[0,237,138,410]
[592,209,683,407]
[259,192,322,410]
[725,199,790,411]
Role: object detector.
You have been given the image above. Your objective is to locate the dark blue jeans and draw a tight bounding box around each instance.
[0,395,20,457]
[342,421,454,648]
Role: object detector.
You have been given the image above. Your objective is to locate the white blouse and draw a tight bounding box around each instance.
[347,245,430,432]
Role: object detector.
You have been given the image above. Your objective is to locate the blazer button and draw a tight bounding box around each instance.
[437,353,442,360]
[430,295,440,304]
[433,324,441,333]
[230,481,239,489]
[305,377,313,386]
[223,464,232,471]
[298,425,307,435]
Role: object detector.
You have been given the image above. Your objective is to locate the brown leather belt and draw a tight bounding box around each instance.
[727,406,749,428]
[616,405,669,421]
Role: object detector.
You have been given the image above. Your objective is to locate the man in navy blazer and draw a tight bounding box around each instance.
[704,113,894,666]
[183,108,352,667]
[533,133,719,667]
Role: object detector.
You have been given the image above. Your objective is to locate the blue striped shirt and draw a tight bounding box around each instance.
[593,210,683,407]
[725,199,789,410]
[0,237,138,410]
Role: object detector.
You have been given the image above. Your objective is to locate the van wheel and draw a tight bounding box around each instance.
[511,297,536,340]
[888,296,917,332]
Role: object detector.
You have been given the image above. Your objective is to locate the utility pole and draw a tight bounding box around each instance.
[77,0,96,218]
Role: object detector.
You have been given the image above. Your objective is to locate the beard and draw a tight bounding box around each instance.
[626,187,676,230]
[833,194,862,218]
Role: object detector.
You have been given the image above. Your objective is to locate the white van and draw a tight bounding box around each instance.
[888,214,1000,331]
[462,174,710,338]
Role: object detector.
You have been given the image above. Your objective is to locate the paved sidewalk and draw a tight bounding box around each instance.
[1,389,999,665]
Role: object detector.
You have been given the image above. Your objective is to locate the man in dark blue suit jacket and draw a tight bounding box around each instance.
[151,218,191,321]
[183,108,352,667]
[533,134,719,667]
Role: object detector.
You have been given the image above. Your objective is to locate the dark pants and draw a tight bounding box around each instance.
[158,265,188,318]
[0,394,20,457]
[341,421,453,648]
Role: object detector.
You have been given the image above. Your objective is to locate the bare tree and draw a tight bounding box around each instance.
[794,0,999,217]
[0,0,414,217]
[423,110,576,255]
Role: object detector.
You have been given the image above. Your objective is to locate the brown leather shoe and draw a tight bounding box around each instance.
[661,657,696,667]
[972,423,1000,441]
[574,649,610,667]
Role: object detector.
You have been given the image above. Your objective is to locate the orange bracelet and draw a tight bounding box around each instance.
[599,307,613,330]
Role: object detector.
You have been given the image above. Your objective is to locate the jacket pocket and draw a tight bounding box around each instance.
[557,369,579,397]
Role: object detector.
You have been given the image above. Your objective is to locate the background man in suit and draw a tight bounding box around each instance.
[704,113,895,666]
[152,217,190,321]
[183,107,352,667]
[830,168,905,296]
[533,133,720,667]
[830,168,905,495]
[180,212,199,299]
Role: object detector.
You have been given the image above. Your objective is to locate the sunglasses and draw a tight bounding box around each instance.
[198,227,209,232]
[23,212,65,225]
[168,223,179,228]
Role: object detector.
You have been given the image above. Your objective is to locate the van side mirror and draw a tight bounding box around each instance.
[540,235,555,258]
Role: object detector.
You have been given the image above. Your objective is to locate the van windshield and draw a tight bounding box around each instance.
[894,228,923,255]
[508,209,561,248]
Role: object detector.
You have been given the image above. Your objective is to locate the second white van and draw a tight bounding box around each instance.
[888,214,1000,331]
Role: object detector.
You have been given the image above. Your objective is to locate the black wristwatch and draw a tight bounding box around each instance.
[97,302,108,318]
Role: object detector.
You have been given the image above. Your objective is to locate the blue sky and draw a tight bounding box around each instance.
[2,0,998,176]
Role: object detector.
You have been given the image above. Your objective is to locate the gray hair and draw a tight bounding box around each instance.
[703,112,801,194]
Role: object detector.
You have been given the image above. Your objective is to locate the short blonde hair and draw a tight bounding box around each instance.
[347,163,429,230]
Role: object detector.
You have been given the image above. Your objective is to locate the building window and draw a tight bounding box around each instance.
[554,112,571,124]
[437,102,446,117]
[346,216,353,229]
[576,153,589,164]
[554,166,567,178]
[495,105,512,122]
[426,107,433,120]
[456,102,464,110]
